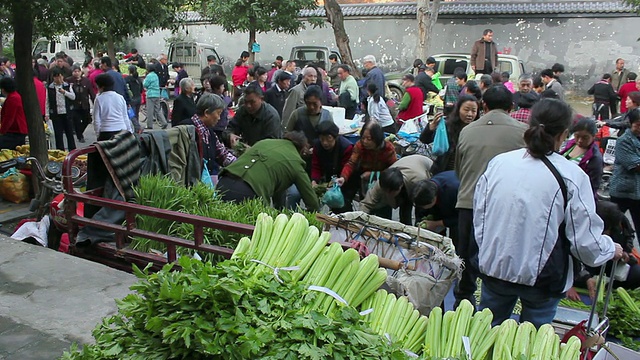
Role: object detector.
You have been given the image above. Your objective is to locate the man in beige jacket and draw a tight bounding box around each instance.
[360,155,433,225]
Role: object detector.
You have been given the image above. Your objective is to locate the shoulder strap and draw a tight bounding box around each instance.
[540,155,567,209]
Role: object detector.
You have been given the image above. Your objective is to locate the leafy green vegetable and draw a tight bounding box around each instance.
[60,257,409,359]
[130,174,321,262]
[607,287,640,344]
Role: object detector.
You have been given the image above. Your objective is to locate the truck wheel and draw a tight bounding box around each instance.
[389,86,404,102]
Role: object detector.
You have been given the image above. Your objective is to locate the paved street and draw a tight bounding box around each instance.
[0,238,136,359]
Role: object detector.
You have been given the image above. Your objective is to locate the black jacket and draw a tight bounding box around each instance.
[588,81,617,105]
[264,85,287,120]
[415,72,439,100]
[229,102,282,146]
[171,93,197,127]
[155,62,170,88]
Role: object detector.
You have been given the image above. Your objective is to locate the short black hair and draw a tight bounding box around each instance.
[402,74,415,82]
[0,77,16,93]
[483,29,493,35]
[412,180,438,207]
[100,56,112,68]
[602,73,612,80]
[337,64,351,73]
[95,73,115,91]
[551,63,565,73]
[628,72,637,81]
[540,69,554,78]
[426,57,436,66]
[304,85,323,101]
[465,80,482,100]
[455,71,468,81]
[329,54,338,61]
[51,67,65,78]
[571,117,598,135]
[628,108,640,125]
[533,76,543,88]
[483,85,513,111]
[172,62,182,69]
[243,83,264,98]
[240,51,250,59]
[254,66,268,77]
[317,120,339,138]
[276,55,284,61]
[209,75,227,90]
[275,71,291,83]
[206,55,216,62]
[413,59,424,68]
[379,167,404,192]
[540,89,559,99]
[131,48,138,53]
[360,121,385,148]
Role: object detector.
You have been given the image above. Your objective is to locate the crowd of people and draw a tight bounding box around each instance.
[0,32,637,327]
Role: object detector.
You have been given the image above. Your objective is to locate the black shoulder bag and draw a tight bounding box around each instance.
[538,155,577,294]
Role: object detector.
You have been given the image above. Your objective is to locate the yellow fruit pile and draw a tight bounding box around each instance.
[7,145,87,163]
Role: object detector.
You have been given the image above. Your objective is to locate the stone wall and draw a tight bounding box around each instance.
[134,14,640,93]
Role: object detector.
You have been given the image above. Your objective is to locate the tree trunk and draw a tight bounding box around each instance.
[0,35,3,57]
[12,2,47,165]
[107,35,117,67]
[324,0,361,78]
[416,0,441,61]
[248,27,256,64]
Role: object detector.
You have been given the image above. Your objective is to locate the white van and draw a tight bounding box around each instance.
[168,41,224,89]
[32,36,88,65]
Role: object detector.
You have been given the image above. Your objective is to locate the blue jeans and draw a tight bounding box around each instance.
[479,277,562,328]
[286,184,302,210]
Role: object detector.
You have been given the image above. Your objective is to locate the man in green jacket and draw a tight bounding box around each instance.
[425,57,443,90]
[217,132,320,211]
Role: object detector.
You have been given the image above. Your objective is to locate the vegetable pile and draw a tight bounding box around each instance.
[608,288,640,351]
[130,174,320,262]
[62,213,584,359]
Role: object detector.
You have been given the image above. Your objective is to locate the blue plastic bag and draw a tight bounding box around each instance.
[201,159,215,189]
[431,118,449,156]
[322,183,345,209]
[127,106,136,120]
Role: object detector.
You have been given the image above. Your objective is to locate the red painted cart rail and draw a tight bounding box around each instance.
[61,146,254,272]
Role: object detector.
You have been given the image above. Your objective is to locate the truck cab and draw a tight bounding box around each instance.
[32,36,89,65]
[385,53,526,100]
[289,46,341,71]
[168,42,224,89]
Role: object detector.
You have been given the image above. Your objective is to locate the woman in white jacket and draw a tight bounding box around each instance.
[366,83,396,133]
[473,98,622,328]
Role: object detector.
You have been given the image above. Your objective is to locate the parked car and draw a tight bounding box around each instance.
[385,53,526,100]
[168,41,224,89]
[289,46,342,71]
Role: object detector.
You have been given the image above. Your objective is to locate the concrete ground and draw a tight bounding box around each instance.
[0,237,135,359]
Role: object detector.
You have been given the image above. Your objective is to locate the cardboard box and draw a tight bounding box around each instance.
[593,342,640,360]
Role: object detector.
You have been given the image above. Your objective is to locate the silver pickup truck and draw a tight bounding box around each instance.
[385,53,526,100]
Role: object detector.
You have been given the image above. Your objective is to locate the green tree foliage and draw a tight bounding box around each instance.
[73,0,189,61]
[199,0,324,62]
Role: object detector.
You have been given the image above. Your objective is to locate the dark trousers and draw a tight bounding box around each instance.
[455,208,479,308]
[611,196,640,244]
[70,108,91,141]
[51,113,76,151]
[85,131,121,219]
[0,133,26,150]
[216,175,258,203]
[593,102,611,120]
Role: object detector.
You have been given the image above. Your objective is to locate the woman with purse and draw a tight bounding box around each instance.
[473,98,621,327]
[420,95,479,174]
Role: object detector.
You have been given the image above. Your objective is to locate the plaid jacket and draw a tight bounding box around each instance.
[444,77,461,106]
[510,108,531,124]
[340,140,397,182]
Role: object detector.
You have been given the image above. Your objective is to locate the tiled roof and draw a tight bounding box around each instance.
[183,1,635,22]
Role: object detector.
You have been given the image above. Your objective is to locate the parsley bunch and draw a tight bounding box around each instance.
[61,257,409,360]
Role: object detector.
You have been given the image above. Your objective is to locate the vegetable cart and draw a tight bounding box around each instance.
[317,211,462,315]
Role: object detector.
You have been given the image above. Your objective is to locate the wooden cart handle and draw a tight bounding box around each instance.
[378,257,402,271]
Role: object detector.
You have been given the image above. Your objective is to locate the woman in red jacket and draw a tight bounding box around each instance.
[231,58,249,104]
[0,77,28,150]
